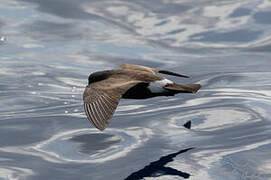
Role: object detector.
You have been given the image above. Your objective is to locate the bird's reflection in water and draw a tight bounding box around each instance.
[125,148,194,180]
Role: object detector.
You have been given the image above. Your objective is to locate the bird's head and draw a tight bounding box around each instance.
[88,71,110,85]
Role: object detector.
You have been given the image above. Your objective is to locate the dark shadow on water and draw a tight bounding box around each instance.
[69,133,121,154]
[125,148,194,180]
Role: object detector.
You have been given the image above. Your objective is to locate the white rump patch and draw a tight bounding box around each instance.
[148,79,173,93]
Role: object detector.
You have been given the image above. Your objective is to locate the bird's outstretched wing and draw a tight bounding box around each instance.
[121,64,189,78]
[83,78,140,131]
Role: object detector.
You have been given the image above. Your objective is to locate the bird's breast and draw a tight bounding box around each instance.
[148,79,173,93]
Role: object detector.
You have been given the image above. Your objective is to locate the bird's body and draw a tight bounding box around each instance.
[83,64,201,130]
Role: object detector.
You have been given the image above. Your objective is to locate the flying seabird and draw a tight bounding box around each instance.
[83,64,201,131]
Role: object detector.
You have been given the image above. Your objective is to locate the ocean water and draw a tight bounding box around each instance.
[1,0,271,179]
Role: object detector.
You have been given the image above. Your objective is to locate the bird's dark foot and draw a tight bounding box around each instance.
[165,92,175,96]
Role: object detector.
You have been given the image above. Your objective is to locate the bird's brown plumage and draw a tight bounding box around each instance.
[83,64,201,130]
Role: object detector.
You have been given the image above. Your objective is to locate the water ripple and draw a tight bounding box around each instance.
[1,0,271,179]
[19,128,153,164]
[0,166,34,180]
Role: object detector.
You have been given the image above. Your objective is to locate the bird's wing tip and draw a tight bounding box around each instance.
[158,70,190,78]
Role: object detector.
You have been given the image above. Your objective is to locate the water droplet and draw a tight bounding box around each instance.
[0,36,6,42]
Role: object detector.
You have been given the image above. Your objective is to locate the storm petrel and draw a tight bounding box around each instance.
[83,64,201,130]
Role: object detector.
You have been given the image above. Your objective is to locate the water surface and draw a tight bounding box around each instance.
[1,0,271,179]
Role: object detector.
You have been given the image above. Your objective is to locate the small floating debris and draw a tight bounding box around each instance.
[183,121,191,129]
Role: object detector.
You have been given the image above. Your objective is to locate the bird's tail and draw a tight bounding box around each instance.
[164,83,201,94]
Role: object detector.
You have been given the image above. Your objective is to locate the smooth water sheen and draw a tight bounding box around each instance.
[1,0,271,179]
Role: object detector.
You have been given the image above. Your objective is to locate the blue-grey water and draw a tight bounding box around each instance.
[1,0,271,179]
